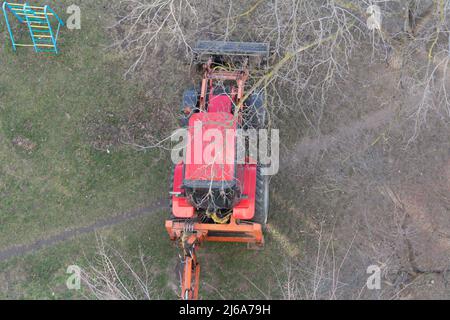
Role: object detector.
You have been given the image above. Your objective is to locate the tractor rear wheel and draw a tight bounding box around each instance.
[179,88,199,127]
[168,165,175,220]
[252,166,270,227]
[244,92,266,130]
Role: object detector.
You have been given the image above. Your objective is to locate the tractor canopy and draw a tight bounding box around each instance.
[184,112,238,189]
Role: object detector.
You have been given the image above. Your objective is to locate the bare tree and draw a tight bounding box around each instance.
[80,237,158,300]
[104,0,450,300]
[111,1,449,141]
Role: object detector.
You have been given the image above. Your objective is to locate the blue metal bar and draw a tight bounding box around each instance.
[55,21,61,43]
[3,2,25,23]
[30,29,51,33]
[24,3,39,52]
[36,48,57,53]
[44,5,64,26]
[2,2,61,54]
[2,2,17,51]
[43,5,57,53]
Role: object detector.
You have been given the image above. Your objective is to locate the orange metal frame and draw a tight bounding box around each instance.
[166,217,264,245]
[199,57,249,112]
[166,217,264,300]
[179,234,201,300]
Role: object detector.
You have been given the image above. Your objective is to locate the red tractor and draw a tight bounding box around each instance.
[166,41,270,300]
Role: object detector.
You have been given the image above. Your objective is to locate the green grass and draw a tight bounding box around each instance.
[0,212,178,299]
[0,0,167,248]
[0,1,304,299]
[0,209,292,300]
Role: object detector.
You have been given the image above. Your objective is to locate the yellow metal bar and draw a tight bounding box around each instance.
[15,43,54,47]
[34,35,51,38]
[8,3,45,10]
[13,12,53,16]
[30,25,49,29]
[14,15,45,19]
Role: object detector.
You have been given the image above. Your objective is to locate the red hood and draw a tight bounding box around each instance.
[184,112,237,184]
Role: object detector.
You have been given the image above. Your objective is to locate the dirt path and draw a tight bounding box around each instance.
[282,105,397,167]
[0,199,168,263]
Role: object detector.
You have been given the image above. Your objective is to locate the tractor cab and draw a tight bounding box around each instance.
[183,112,243,219]
[208,85,235,113]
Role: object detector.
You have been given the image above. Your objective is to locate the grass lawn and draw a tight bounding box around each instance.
[0,0,170,297]
[0,1,303,299]
[0,0,167,248]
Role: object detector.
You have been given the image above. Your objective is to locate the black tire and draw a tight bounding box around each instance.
[168,165,175,220]
[252,166,270,227]
[244,92,267,130]
[179,88,199,127]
